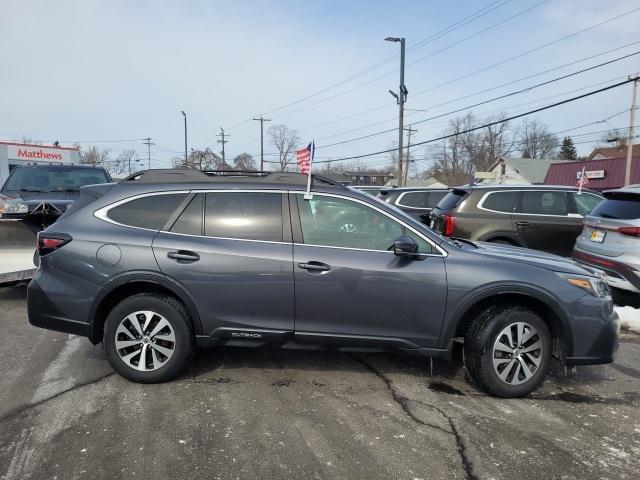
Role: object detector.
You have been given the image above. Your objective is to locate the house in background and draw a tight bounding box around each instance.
[588,144,640,160]
[480,157,569,185]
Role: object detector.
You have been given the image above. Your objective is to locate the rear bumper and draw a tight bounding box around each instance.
[27,277,91,337]
[572,250,640,294]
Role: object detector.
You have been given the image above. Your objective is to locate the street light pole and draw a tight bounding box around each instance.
[181,110,188,167]
[385,37,406,187]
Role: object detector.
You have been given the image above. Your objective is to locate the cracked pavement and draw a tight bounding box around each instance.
[1,284,639,479]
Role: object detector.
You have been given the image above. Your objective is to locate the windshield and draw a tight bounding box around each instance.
[2,167,110,193]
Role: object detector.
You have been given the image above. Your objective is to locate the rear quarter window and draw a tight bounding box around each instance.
[106,193,187,230]
[590,193,640,220]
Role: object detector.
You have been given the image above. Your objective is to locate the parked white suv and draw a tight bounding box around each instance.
[573,186,640,299]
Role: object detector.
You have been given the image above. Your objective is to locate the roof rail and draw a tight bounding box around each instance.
[120,169,348,188]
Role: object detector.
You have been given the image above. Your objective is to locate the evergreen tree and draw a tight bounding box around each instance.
[559,136,577,160]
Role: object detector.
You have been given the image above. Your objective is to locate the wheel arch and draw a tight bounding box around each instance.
[445,285,574,360]
[478,231,521,245]
[88,272,202,344]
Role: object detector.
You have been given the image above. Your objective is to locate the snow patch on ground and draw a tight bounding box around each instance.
[615,306,640,334]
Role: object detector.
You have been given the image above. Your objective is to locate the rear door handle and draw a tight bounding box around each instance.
[516,221,531,228]
[168,251,200,263]
[298,261,330,272]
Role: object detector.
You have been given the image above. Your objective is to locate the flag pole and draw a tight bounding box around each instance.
[304,141,314,200]
[578,165,586,195]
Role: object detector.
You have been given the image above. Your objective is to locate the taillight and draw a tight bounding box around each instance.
[442,214,455,236]
[37,233,72,256]
[618,227,640,237]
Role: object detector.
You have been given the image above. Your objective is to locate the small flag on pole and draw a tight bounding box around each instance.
[577,166,589,193]
[296,141,314,198]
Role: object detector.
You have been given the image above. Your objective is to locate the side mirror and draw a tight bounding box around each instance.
[393,235,426,260]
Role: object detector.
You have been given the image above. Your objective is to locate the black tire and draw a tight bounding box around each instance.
[464,305,551,398]
[103,293,194,383]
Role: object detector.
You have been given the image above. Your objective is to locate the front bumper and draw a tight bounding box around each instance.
[564,292,620,366]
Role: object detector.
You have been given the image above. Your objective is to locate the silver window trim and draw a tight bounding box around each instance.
[94,188,447,256]
[291,190,447,257]
[94,190,190,231]
[476,189,586,218]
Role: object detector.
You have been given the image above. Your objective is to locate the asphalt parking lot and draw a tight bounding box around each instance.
[1,284,639,480]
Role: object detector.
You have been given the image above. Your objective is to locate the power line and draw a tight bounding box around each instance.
[315,77,637,163]
[314,49,640,149]
[224,0,515,131]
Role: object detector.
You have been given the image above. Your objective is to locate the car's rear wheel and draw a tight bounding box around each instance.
[487,238,515,246]
[103,293,194,383]
[464,305,551,397]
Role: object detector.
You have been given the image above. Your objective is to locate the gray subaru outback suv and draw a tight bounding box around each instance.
[27,169,619,397]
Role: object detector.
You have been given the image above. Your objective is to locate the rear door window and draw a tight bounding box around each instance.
[170,194,204,235]
[571,192,603,216]
[590,194,640,219]
[480,191,518,213]
[107,193,187,230]
[204,192,283,241]
[520,191,568,216]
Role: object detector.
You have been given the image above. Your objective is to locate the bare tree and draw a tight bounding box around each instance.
[597,128,627,147]
[112,149,137,176]
[518,119,559,158]
[80,145,111,167]
[173,148,227,170]
[268,124,299,171]
[233,153,257,171]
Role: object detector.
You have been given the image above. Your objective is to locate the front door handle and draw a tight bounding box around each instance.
[516,221,531,228]
[168,251,200,263]
[298,261,330,272]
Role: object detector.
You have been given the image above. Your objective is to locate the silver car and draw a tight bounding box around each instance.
[573,186,640,295]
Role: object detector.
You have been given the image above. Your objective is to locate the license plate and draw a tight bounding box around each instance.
[590,230,606,243]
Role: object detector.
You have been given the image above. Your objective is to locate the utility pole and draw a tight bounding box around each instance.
[624,74,639,186]
[142,137,154,169]
[217,127,229,165]
[385,37,407,187]
[180,111,188,167]
[403,127,417,185]
[253,116,271,171]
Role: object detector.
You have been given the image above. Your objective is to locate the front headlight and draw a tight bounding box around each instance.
[0,196,29,216]
[558,272,609,297]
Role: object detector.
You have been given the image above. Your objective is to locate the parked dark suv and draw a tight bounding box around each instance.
[28,170,618,397]
[430,185,603,257]
[378,187,450,223]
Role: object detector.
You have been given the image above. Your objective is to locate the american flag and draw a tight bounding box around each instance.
[296,142,314,175]
[577,167,589,189]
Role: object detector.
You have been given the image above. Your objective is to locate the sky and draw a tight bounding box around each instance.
[1,0,639,173]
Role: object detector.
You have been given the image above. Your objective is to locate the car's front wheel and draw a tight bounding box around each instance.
[464,305,551,397]
[103,293,194,383]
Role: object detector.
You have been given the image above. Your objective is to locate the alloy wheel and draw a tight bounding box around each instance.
[114,310,176,371]
[492,321,543,385]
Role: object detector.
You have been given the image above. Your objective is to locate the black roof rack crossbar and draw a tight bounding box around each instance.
[121,169,347,188]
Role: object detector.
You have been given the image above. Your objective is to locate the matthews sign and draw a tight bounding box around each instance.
[0,141,81,185]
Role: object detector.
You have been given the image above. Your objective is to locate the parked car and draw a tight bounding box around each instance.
[377,187,450,223]
[429,185,603,257]
[28,170,618,398]
[573,186,640,304]
[353,186,384,196]
[0,164,112,283]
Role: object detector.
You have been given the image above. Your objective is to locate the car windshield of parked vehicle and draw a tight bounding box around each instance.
[2,167,110,193]
[297,194,433,253]
[572,192,603,216]
[590,193,640,219]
